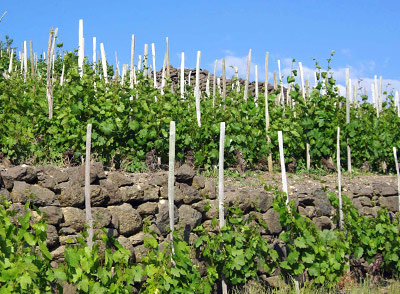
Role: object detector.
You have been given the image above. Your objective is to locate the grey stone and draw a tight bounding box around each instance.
[264,275,287,289]
[37,166,69,191]
[46,224,59,249]
[108,203,143,236]
[192,175,205,189]
[133,244,147,263]
[178,205,202,232]
[61,207,86,232]
[10,181,58,206]
[108,172,134,187]
[58,181,84,207]
[352,186,373,197]
[200,180,217,199]
[378,196,399,212]
[314,189,334,217]
[313,216,333,230]
[137,202,158,216]
[59,227,76,235]
[1,165,37,189]
[150,173,167,187]
[0,188,10,200]
[192,199,218,220]
[51,245,65,262]
[352,198,363,210]
[178,183,202,204]
[117,236,135,261]
[69,162,106,185]
[129,232,146,246]
[92,207,112,228]
[119,184,159,204]
[298,206,316,218]
[263,209,282,235]
[358,196,372,207]
[156,200,179,236]
[373,183,397,196]
[175,164,196,183]
[361,206,379,218]
[39,206,63,225]
[99,179,121,205]
[90,185,104,206]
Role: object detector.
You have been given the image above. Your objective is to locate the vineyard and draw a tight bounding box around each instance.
[0,29,400,173]
[1,21,400,294]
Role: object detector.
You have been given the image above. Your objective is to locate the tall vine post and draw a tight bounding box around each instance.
[85,124,93,249]
[130,34,136,87]
[78,19,84,78]
[166,37,170,78]
[222,58,226,108]
[244,49,251,102]
[278,131,289,205]
[265,52,273,172]
[180,52,185,99]
[46,28,54,119]
[345,68,352,174]
[100,43,108,83]
[218,122,227,294]
[195,50,201,127]
[394,147,400,212]
[212,60,218,108]
[168,121,176,251]
[337,127,344,231]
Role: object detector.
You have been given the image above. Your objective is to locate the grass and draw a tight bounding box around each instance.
[230,278,400,294]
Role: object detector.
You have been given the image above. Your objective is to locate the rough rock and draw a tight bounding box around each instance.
[51,245,65,262]
[119,184,159,204]
[175,164,195,183]
[92,207,112,228]
[37,166,69,191]
[57,181,84,207]
[117,236,135,261]
[156,200,179,236]
[263,209,282,235]
[46,224,59,249]
[108,172,134,187]
[99,179,121,205]
[192,175,205,189]
[137,202,158,216]
[178,205,202,233]
[150,173,167,187]
[10,181,58,206]
[178,183,202,204]
[39,206,63,225]
[298,206,316,218]
[90,185,104,206]
[200,180,217,199]
[314,189,334,217]
[1,165,37,189]
[373,183,397,196]
[108,203,143,236]
[313,216,334,230]
[61,207,86,232]
[129,232,146,246]
[378,196,399,212]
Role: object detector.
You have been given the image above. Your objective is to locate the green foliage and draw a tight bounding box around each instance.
[273,194,349,288]
[329,193,400,275]
[1,42,400,172]
[194,206,277,286]
[55,231,142,293]
[0,199,60,293]
[140,224,212,294]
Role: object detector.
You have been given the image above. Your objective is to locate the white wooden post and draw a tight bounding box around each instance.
[218,121,228,294]
[244,49,251,101]
[255,64,259,105]
[213,60,218,108]
[130,35,136,87]
[337,127,343,231]
[166,37,170,78]
[345,68,352,174]
[23,41,27,77]
[151,43,157,88]
[92,37,96,72]
[78,19,84,78]
[85,124,94,248]
[278,131,289,205]
[396,91,400,117]
[168,121,176,246]
[60,63,65,86]
[180,52,185,99]
[235,66,240,92]
[379,75,383,111]
[265,52,273,172]
[206,73,210,97]
[278,60,284,105]
[100,43,108,83]
[143,44,148,76]
[195,51,201,127]
[374,75,379,116]
[299,62,305,102]
[222,59,226,105]
[393,147,400,212]
[8,49,13,73]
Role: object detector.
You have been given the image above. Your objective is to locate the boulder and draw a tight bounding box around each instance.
[263,209,282,235]
[1,165,37,189]
[378,196,399,212]
[117,236,135,261]
[37,166,69,191]
[119,184,159,204]
[373,183,397,197]
[137,202,158,216]
[175,164,195,183]
[90,185,104,206]
[39,206,63,225]
[57,181,84,207]
[108,203,143,236]
[92,207,112,228]
[314,189,334,217]
[178,205,202,233]
[61,207,86,232]
[192,175,205,189]
[10,181,58,206]
[150,173,167,187]
[99,179,121,205]
[108,172,134,187]
[156,200,179,236]
[178,183,202,204]
[46,224,59,249]
[200,180,217,199]
[313,216,334,230]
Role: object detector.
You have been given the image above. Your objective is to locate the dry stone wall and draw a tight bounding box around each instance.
[0,163,398,264]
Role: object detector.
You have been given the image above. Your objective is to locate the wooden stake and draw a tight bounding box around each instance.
[0,11,7,23]
[396,91,400,117]
[393,147,400,212]
[46,29,54,119]
[180,52,185,99]
[8,49,13,73]
[306,142,310,170]
[151,43,157,88]
[337,127,343,231]
[244,49,251,101]
[278,131,289,205]
[265,52,273,172]
[168,121,176,248]
[213,60,218,108]
[143,44,148,77]
[92,37,96,72]
[166,37,170,78]
[29,41,34,77]
[130,35,136,87]
[85,124,93,248]
[218,121,228,294]
[255,64,259,105]
[78,19,84,77]
[345,68,352,174]
[222,58,226,105]
[195,51,201,127]
[100,43,108,83]
[206,73,210,97]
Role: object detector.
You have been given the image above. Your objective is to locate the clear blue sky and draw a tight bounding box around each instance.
[1,1,400,92]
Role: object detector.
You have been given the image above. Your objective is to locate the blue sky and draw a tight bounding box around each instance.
[1,0,400,93]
